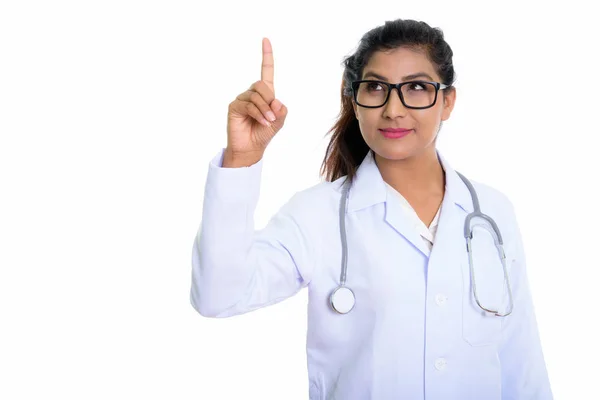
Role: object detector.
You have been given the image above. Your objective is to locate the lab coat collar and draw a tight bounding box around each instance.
[346,148,474,257]
[347,148,474,214]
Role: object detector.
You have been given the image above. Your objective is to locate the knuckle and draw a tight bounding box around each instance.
[260,81,274,95]
[255,81,274,101]
[250,92,261,103]
[258,80,269,90]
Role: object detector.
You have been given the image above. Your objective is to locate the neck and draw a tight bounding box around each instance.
[374,148,445,199]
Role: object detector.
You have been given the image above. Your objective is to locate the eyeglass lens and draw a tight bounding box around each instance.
[355,81,437,108]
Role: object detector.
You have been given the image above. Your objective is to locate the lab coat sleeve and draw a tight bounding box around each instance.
[498,202,553,399]
[189,148,317,318]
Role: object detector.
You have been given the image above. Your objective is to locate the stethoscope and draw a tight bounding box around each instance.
[329,171,515,317]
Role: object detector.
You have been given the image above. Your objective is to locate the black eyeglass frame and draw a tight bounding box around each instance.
[351,80,451,109]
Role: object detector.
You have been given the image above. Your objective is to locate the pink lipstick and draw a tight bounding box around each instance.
[379,128,413,139]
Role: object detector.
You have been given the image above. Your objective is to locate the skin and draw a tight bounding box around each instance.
[351,46,457,227]
[224,38,287,168]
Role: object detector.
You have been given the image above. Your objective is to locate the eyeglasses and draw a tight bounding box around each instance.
[351,80,450,109]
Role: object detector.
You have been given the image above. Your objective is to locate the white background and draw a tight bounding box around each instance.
[1,0,598,399]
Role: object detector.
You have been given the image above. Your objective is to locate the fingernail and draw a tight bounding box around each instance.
[266,111,276,121]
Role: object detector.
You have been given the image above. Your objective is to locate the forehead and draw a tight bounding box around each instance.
[362,47,438,81]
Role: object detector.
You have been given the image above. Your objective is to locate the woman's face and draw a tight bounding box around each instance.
[352,46,456,162]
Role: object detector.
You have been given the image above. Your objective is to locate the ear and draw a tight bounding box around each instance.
[352,100,359,120]
[440,87,456,122]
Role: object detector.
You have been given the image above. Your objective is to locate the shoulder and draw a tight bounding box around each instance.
[463,177,521,249]
[270,176,349,236]
[469,179,515,213]
[279,176,346,217]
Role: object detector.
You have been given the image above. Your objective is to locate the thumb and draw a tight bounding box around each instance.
[270,99,287,129]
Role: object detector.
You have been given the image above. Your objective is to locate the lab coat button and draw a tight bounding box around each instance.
[435,358,447,371]
[435,293,448,306]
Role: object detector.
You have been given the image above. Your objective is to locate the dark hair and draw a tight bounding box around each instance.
[319,19,456,184]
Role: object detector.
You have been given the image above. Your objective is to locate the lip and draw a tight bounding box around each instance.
[379,128,413,138]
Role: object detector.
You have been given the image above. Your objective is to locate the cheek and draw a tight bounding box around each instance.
[411,110,440,130]
[359,118,382,141]
[357,111,381,129]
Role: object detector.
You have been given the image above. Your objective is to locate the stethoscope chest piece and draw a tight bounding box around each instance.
[329,285,355,314]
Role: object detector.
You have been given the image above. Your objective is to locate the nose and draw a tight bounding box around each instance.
[382,87,409,118]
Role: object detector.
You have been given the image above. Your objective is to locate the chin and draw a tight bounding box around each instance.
[371,143,417,161]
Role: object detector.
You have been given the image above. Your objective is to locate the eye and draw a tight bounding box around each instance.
[407,81,427,91]
[366,81,384,92]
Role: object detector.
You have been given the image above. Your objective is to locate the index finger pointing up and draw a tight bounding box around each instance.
[261,37,275,96]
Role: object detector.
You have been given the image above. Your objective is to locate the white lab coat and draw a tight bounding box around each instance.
[190,147,553,400]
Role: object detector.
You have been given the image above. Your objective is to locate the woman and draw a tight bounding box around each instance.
[190,19,553,399]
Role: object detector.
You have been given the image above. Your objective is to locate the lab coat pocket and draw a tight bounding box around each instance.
[461,237,506,347]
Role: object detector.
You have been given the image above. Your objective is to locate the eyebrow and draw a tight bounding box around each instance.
[362,71,434,82]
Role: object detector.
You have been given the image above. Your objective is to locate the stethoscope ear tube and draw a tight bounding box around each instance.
[339,178,351,286]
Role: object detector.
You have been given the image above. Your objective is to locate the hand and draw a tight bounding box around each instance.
[226,37,288,160]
